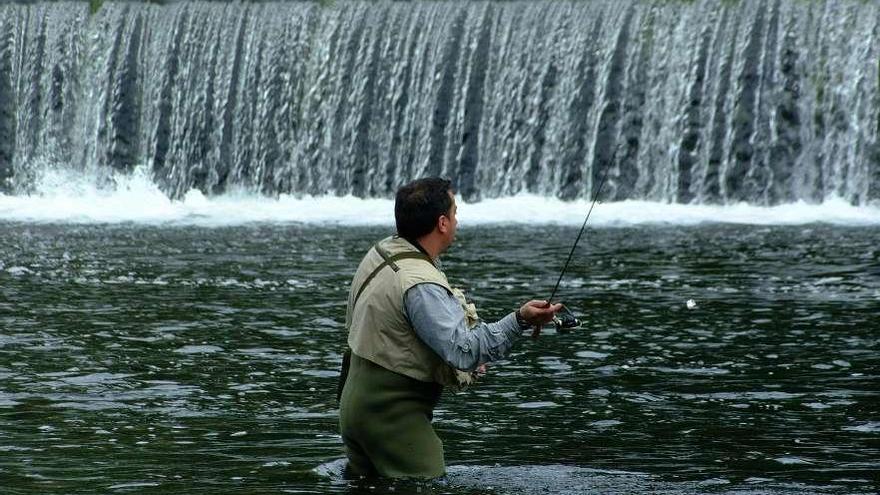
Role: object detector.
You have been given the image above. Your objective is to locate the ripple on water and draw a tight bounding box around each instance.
[0,446,33,452]
[774,456,815,465]
[108,482,161,490]
[537,357,572,373]
[575,350,609,359]
[591,419,623,428]
[7,266,32,276]
[320,462,692,495]
[51,401,130,411]
[842,422,880,433]
[301,369,340,378]
[516,401,559,409]
[443,464,672,495]
[647,366,730,375]
[680,391,804,401]
[237,347,284,356]
[259,328,302,338]
[173,345,224,354]
[60,372,132,386]
[284,408,336,420]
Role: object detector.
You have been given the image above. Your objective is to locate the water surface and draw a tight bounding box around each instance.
[1,223,877,494]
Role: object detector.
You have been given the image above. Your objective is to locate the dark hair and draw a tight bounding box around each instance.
[395,177,454,241]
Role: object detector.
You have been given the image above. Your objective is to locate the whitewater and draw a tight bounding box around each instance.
[1,166,878,227]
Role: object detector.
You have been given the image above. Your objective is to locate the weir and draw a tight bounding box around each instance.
[0,0,878,204]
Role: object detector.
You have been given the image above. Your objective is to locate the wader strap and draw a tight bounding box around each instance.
[351,246,433,310]
[336,348,351,402]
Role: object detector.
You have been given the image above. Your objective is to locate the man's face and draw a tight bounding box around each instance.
[439,191,458,251]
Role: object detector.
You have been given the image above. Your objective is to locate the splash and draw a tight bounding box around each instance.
[0,166,877,226]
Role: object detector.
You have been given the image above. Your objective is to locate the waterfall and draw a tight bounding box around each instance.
[0,0,878,205]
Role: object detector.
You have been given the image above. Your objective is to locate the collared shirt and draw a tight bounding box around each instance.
[404,283,525,372]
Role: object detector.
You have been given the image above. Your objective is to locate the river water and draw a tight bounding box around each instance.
[1,219,877,494]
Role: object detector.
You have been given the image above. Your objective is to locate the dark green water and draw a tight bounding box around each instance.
[1,223,878,494]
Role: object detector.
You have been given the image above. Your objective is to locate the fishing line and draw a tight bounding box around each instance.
[547,161,613,305]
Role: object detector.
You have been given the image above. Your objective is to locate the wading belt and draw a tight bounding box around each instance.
[336,244,434,402]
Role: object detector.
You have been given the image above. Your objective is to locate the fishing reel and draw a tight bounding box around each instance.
[553,304,581,333]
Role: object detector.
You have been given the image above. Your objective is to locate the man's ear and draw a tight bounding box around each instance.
[437,215,449,234]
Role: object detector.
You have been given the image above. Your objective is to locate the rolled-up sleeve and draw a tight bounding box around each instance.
[404,283,523,372]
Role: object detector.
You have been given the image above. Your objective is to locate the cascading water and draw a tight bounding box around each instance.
[0,0,878,205]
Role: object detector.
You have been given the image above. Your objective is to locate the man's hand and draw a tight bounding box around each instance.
[518,300,563,338]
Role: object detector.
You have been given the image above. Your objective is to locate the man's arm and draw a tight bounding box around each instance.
[404,283,526,372]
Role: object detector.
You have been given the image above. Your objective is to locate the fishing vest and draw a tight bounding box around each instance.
[346,236,477,388]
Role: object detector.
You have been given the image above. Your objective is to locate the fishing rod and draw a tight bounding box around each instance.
[546,161,614,332]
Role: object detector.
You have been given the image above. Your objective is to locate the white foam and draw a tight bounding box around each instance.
[0,166,395,226]
[463,194,880,226]
[1,166,878,226]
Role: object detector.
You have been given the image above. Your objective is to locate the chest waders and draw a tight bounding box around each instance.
[339,353,445,478]
[338,240,449,478]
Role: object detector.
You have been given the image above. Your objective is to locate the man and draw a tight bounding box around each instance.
[338,177,562,478]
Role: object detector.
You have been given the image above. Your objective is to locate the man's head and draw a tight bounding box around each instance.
[395,177,458,254]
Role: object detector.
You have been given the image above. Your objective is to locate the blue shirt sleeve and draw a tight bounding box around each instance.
[404,283,524,372]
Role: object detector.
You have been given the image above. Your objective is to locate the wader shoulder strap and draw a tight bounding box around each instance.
[351,245,433,310]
